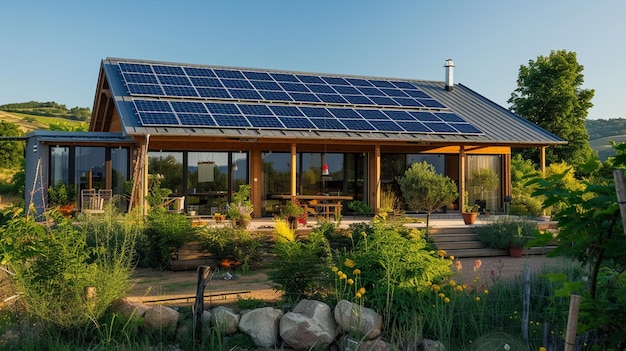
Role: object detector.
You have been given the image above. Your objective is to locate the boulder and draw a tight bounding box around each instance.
[110,298,150,319]
[292,299,338,337]
[280,311,336,350]
[420,338,446,351]
[333,300,383,340]
[209,306,240,335]
[143,305,179,331]
[239,306,283,348]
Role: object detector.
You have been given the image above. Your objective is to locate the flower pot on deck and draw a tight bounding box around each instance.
[509,246,524,258]
[461,212,478,225]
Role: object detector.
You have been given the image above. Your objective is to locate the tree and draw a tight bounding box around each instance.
[397,162,458,229]
[0,121,24,169]
[508,50,594,167]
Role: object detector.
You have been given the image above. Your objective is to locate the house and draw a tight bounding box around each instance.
[24,58,564,217]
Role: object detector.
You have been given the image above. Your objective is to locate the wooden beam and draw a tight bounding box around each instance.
[290,143,297,196]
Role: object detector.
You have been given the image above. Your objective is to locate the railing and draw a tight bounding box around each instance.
[81,189,112,213]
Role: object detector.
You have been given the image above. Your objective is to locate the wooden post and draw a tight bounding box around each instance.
[194,265,212,343]
[522,266,530,345]
[564,294,581,351]
[613,170,626,236]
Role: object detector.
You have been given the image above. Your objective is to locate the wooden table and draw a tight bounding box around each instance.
[271,194,353,221]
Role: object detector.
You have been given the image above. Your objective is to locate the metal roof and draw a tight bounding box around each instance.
[99,57,565,147]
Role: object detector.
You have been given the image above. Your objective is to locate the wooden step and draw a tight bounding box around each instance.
[431,233,479,242]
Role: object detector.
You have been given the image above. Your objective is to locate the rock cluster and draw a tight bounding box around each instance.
[111,298,389,351]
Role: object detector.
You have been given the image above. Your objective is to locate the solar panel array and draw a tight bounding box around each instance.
[118,61,482,135]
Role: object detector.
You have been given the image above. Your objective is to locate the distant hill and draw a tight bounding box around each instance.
[586,118,626,161]
[0,101,89,133]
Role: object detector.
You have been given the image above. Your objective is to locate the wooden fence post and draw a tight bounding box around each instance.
[194,265,212,343]
[564,294,581,351]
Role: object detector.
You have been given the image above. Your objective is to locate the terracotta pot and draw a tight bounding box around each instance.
[461,212,478,225]
[509,246,524,258]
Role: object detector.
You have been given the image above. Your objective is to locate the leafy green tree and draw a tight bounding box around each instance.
[397,161,459,228]
[0,121,24,169]
[529,142,626,347]
[508,50,594,167]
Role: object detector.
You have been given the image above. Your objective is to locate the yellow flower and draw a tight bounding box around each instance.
[361,231,367,238]
[473,276,479,284]
[444,297,450,303]
[448,280,456,287]
[331,266,339,272]
[438,249,447,257]
[337,270,344,277]
[455,285,464,292]
[539,347,547,351]
[449,255,455,260]
[353,268,361,275]
[347,279,354,285]
[355,292,362,298]
[358,287,366,295]
[438,292,445,298]
[475,296,481,302]
[431,284,441,292]
[483,289,489,295]
[425,281,433,286]
[344,258,356,268]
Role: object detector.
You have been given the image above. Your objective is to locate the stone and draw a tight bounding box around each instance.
[420,338,446,351]
[239,306,283,348]
[361,338,391,351]
[280,311,336,350]
[143,305,179,331]
[333,300,383,340]
[209,306,240,335]
[110,298,150,319]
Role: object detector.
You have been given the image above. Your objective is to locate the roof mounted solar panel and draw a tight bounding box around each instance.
[119,61,483,135]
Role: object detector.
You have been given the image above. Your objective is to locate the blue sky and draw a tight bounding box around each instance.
[1,1,624,119]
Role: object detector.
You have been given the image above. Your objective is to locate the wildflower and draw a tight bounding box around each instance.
[455,285,463,292]
[444,297,450,303]
[431,284,441,292]
[347,279,354,285]
[539,348,546,351]
[353,268,361,275]
[346,232,353,238]
[332,266,339,272]
[475,296,481,302]
[344,258,356,268]
[425,281,433,286]
[361,231,367,238]
[473,276,479,284]
[473,259,482,272]
[358,287,366,295]
[438,292,445,298]
[483,289,489,295]
[448,280,456,287]
[438,249,446,258]
[454,260,463,271]
[355,292,362,298]
[337,270,344,277]
[449,255,455,260]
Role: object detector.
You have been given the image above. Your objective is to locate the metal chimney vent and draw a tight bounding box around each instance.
[444,59,454,91]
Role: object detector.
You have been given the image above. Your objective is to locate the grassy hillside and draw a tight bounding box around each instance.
[0,101,89,133]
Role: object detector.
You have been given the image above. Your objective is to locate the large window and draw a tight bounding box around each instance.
[50,146,70,187]
[75,146,106,198]
[187,152,229,215]
[466,155,501,212]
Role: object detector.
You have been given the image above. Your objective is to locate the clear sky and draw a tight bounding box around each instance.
[1,0,624,119]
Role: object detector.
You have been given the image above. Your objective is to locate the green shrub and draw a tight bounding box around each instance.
[138,208,196,269]
[268,220,332,303]
[347,200,373,215]
[476,216,537,249]
[196,226,266,272]
[0,207,138,330]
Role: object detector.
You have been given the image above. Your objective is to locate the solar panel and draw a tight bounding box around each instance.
[120,61,483,135]
[178,113,216,126]
[123,73,159,84]
[278,117,315,129]
[309,118,347,130]
[247,115,284,128]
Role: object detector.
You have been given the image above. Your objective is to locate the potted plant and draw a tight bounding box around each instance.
[279,198,305,229]
[47,182,76,216]
[213,213,225,223]
[476,217,536,257]
[461,191,480,225]
[468,168,499,213]
[227,184,253,229]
